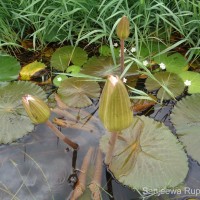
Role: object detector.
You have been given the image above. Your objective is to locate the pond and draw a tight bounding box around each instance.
[0,96,200,200]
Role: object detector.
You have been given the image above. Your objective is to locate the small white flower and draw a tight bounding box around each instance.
[113,42,118,47]
[160,63,166,70]
[143,60,148,66]
[184,80,191,86]
[57,77,62,82]
[130,47,136,53]
[123,77,127,83]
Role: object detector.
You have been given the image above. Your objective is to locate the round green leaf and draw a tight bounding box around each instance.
[0,81,47,143]
[171,94,200,163]
[53,74,68,87]
[51,46,88,71]
[0,54,20,81]
[100,116,188,190]
[145,72,185,100]
[99,45,120,57]
[179,71,200,94]
[138,42,166,59]
[153,53,188,74]
[66,65,81,74]
[57,77,100,108]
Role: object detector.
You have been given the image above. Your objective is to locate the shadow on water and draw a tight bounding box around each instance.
[0,100,200,200]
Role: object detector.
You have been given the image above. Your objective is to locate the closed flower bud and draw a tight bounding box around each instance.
[98,75,133,132]
[22,94,50,124]
[116,16,130,40]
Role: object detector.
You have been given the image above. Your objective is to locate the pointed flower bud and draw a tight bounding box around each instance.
[22,94,50,124]
[98,75,133,132]
[116,16,130,40]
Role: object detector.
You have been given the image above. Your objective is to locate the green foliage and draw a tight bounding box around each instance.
[0,54,20,81]
[50,46,88,71]
[179,71,200,94]
[100,116,188,190]
[171,94,200,163]
[0,81,47,144]
[145,71,185,100]
[57,77,100,108]
[153,53,188,74]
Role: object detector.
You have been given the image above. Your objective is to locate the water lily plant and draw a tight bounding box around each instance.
[22,94,78,149]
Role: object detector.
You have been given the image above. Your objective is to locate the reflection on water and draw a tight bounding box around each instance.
[0,101,200,200]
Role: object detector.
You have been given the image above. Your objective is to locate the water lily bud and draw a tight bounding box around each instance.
[22,94,50,124]
[116,16,130,40]
[99,75,133,132]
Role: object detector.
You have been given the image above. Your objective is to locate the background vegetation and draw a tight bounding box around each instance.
[0,0,199,61]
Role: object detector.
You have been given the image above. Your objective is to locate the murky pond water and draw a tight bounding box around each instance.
[0,100,200,200]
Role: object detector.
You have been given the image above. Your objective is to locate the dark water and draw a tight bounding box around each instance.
[0,101,200,200]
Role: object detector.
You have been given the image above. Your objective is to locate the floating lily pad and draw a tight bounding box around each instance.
[53,74,68,87]
[138,42,166,59]
[66,65,81,74]
[20,61,46,81]
[179,71,200,94]
[51,46,88,71]
[153,53,188,74]
[100,116,188,190]
[82,56,120,77]
[0,54,21,81]
[57,77,100,108]
[99,45,120,57]
[0,81,47,143]
[145,71,185,100]
[171,94,200,163]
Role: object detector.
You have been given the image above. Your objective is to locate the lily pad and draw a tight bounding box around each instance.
[145,71,185,100]
[153,53,188,74]
[0,54,21,81]
[51,46,88,71]
[100,116,188,190]
[0,81,47,143]
[82,56,120,78]
[99,45,120,57]
[171,94,200,163]
[20,61,46,81]
[66,65,81,74]
[53,74,68,87]
[178,71,200,94]
[57,77,100,108]
[138,42,166,59]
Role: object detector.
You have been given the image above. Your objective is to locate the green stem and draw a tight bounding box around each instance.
[46,120,79,150]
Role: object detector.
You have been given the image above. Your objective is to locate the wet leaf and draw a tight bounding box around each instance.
[0,54,21,81]
[132,95,157,112]
[100,116,188,190]
[53,74,68,87]
[99,45,120,57]
[138,42,166,59]
[171,94,200,163]
[145,71,185,100]
[82,56,120,78]
[0,81,47,143]
[179,71,200,94]
[153,53,188,74]
[57,77,100,108]
[20,61,46,81]
[50,46,88,71]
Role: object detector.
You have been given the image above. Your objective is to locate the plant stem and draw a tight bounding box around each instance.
[45,120,79,150]
[105,132,118,165]
[120,39,125,75]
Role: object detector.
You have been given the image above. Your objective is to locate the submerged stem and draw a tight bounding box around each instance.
[105,132,118,165]
[45,120,79,150]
